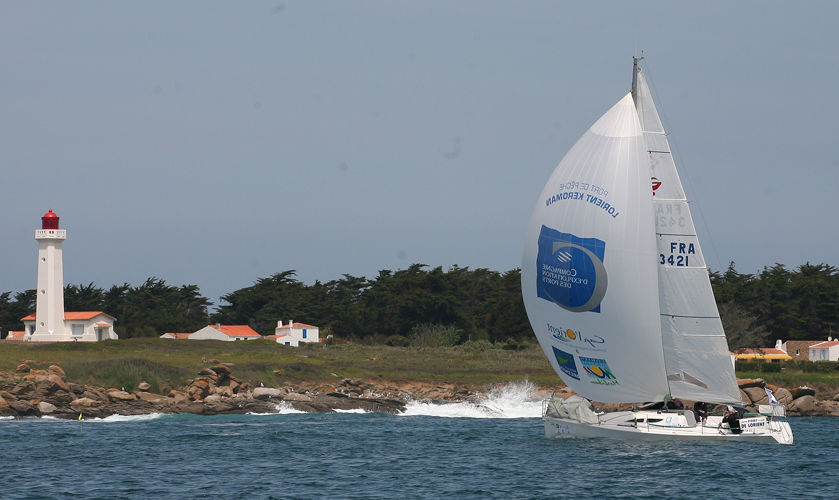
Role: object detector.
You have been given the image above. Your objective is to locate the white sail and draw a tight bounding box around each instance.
[632,62,741,403]
[521,93,671,403]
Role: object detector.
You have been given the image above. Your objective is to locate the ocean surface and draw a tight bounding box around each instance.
[2,382,837,500]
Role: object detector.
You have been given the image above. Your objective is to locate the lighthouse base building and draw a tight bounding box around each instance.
[18,210,118,342]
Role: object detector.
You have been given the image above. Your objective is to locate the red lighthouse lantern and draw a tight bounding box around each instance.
[42,209,60,230]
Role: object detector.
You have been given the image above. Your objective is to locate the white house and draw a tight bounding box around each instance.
[188,324,261,341]
[273,320,319,346]
[809,339,839,361]
[22,311,118,342]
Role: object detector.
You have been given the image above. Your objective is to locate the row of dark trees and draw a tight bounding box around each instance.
[0,265,528,343]
[1,262,837,346]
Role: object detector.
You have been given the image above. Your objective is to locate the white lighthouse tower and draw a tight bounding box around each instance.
[21,209,119,342]
[31,209,69,341]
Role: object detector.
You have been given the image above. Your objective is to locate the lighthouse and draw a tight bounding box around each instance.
[21,209,118,342]
[32,209,67,340]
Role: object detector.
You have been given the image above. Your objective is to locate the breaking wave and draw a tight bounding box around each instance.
[399,380,544,419]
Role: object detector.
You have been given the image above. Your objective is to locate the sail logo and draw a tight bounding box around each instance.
[579,357,619,386]
[536,226,607,313]
[547,323,606,350]
[551,346,580,380]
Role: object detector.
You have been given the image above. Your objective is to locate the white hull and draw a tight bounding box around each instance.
[543,411,793,445]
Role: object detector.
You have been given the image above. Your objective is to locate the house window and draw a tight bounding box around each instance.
[302,329,307,339]
[285,342,291,346]
[28,325,35,335]
[796,349,800,355]
[71,324,84,336]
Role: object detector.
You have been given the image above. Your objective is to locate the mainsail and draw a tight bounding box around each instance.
[523,60,742,404]
[631,59,741,403]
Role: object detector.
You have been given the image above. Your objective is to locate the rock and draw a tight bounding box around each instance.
[71,398,106,407]
[773,388,793,407]
[790,387,816,400]
[38,402,57,414]
[0,391,17,401]
[791,394,816,413]
[138,382,151,391]
[833,394,839,402]
[211,365,231,377]
[11,381,36,396]
[0,397,7,408]
[69,383,86,393]
[81,389,109,402]
[743,387,769,406]
[48,365,67,382]
[168,390,189,402]
[326,391,349,398]
[204,395,223,402]
[283,392,312,402]
[253,387,285,400]
[737,378,764,388]
[9,400,39,417]
[198,368,217,376]
[22,360,36,365]
[16,364,31,373]
[107,390,137,401]
[137,392,167,403]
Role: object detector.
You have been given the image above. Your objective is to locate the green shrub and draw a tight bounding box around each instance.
[760,362,782,373]
[735,361,760,372]
[385,335,410,347]
[408,323,461,348]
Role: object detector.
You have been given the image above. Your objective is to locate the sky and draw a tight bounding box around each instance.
[2,1,837,308]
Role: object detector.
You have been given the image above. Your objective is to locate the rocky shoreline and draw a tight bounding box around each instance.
[0,361,457,420]
[2,361,838,419]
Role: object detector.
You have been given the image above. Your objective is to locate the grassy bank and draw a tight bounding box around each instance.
[4,340,839,400]
[0,339,560,394]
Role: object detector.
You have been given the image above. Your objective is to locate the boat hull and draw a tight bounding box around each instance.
[543,412,794,445]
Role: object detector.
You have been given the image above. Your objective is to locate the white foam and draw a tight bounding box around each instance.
[399,380,544,419]
[87,413,164,422]
[333,408,368,414]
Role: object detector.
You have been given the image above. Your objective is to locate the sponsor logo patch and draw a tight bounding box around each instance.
[579,356,619,386]
[551,346,580,381]
[536,226,607,313]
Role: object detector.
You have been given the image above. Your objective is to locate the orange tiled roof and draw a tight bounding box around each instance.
[810,341,839,349]
[21,311,115,321]
[212,325,261,337]
[6,331,25,339]
[275,323,318,330]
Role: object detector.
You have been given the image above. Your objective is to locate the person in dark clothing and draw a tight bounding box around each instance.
[722,409,742,434]
[693,401,708,424]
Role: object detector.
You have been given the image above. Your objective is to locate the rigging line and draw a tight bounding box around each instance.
[640,59,725,273]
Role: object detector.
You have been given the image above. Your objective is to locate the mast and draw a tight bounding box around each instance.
[631,56,643,105]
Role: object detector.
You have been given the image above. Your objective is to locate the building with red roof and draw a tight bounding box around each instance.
[187,324,262,341]
[273,320,319,346]
[810,340,839,362]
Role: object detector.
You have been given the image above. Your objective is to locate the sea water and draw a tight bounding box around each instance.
[2,382,837,500]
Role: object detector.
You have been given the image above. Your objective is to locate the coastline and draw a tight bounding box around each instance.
[2,361,838,420]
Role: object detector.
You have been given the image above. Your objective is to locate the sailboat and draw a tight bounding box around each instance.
[521,58,793,444]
